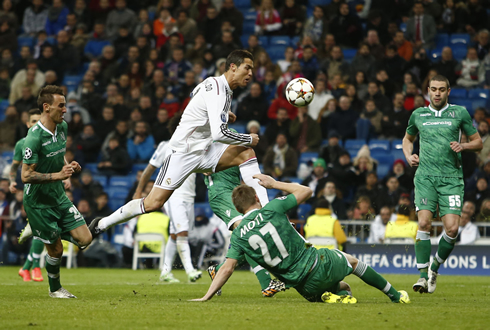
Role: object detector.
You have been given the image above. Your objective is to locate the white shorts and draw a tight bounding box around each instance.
[165,198,195,235]
[154,142,228,190]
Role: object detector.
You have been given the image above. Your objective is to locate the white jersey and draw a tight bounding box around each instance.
[169,75,252,153]
[150,141,196,201]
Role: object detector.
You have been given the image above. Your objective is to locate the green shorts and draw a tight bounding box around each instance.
[25,199,86,244]
[414,175,464,218]
[209,196,242,229]
[294,248,353,302]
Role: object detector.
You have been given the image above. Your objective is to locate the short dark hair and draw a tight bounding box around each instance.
[225,50,254,72]
[316,198,330,209]
[232,184,257,214]
[429,74,450,89]
[37,85,64,112]
[397,204,411,216]
[28,108,41,117]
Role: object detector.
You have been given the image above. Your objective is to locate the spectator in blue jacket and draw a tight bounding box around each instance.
[163,47,192,86]
[299,45,319,82]
[45,0,69,36]
[127,121,155,163]
[327,96,359,141]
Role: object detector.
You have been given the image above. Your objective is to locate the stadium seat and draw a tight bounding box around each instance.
[240,34,250,48]
[195,202,214,218]
[243,21,255,35]
[452,46,467,61]
[62,75,83,93]
[473,100,487,112]
[297,203,312,220]
[299,152,318,165]
[228,123,246,133]
[342,48,357,63]
[284,176,302,184]
[17,36,34,49]
[430,49,442,62]
[391,139,403,150]
[450,33,471,45]
[242,9,256,21]
[399,22,406,32]
[131,163,147,174]
[450,88,467,99]
[258,36,268,47]
[377,163,391,179]
[109,198,125,211]
[468,89,489,99]
[391,149,406,163]
[344,139,366,151]
[348,149,358,159]
[309,0,330,7]
[234,0,251,9]
[267,45,287,62]
[84,163,99,174]
[270,36,290,46]
[45,36,57,45]
[435,33,449,48]
[132,233,165,270]
[450,98,473,115]
[110,175,135,188]
[0,99,9,112]
[268,189,280,200]
[106,187,129,200]
[290,36,300,47]
[84,40,111,58]
[371,152,394,166]
[92,175,108,187]
[368,140,390,152]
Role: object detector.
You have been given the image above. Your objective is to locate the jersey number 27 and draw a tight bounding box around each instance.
[248,222,289,267]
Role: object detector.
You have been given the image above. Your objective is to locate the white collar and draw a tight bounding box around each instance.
[37,121,58,142]
[219,74,233,95]
[243,208,260,218]
[428,103,449,117]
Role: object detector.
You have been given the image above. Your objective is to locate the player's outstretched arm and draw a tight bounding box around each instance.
[21,163,73,184]
[253,174,313,205]
[133,164,158,199]
[189,258,238,302]
[9,160,21,193]
[450,132,483,153]
[402,132,419,167]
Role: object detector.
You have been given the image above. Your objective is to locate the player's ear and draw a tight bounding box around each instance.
[43,103,49,113]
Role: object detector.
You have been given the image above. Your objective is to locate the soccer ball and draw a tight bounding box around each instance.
[285,78,315,107]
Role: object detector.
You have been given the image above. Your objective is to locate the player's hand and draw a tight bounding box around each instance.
[63,178,72,190]
[59,164,74,180]
[250,133,259,147]
[9,181,17,193]
[450,141,464,153]
[253,174,276,189]
[203,172,213,176]
[408,154,419,167]
[70,161,82,173]
[228,111,236,123]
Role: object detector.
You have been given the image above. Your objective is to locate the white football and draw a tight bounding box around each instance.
[285,78,315,107]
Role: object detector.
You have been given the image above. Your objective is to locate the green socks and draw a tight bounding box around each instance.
[22,239,45,270]
[246,255,271,290]
[431,232,457,272]
[22,255,33,271]
[415,231,431,280]
[45,254,62,292]
[353,261,401,302]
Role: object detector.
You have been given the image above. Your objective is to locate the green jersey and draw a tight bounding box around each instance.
[22,121,70,208]
[13,138,26,162]
[406,104,477,178]
[227,195,317,286]
[204,166,241,200]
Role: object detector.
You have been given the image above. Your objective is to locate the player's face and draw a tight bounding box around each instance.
[27,114,41,128]
[235,58,254,87]
[47,94,67,124]
[428,81,450,110]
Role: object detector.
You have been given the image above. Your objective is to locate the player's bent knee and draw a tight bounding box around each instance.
[445,225,459,238]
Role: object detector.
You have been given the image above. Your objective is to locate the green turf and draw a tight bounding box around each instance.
[1,266,489,329]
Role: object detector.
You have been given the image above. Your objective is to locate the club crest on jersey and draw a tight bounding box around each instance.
[24,147,32,159]
[205,82,213,92]
[166,178,171,185]
[60,132,65,141]
[447,111,455,118]
[226,210,231,217]
[220,112,227,123]
[420,198,427,205]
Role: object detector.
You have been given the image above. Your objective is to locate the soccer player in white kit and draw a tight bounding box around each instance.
[134,140,201,283]
[89,50,269,243]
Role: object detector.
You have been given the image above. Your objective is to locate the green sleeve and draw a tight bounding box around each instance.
[225,234,243,260]
[264,194,298,214]
[406,112,418,136]
[461,108,478,137]
[22,134,40,165]
[13,139,24,162]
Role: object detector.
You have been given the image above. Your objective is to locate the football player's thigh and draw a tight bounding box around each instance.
[437,177,464,218]
[414,176,438,216]
[166,199,190,234]
[25,205,60,245]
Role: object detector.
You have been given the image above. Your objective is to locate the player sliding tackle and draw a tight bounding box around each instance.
[191,175,411,304]
[89,50,270,239]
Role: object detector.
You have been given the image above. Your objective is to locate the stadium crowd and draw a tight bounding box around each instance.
[1,0,490,264]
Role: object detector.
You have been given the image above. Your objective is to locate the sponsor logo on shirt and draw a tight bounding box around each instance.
[420,113,431,117]
[24,147,32,159]
[422,121,452,126]
[205,82,213,92]
[42,140,52,146]
[46,147,66,158]
[226,210,231,217]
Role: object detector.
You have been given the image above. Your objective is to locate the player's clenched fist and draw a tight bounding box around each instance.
[408,154,419,167]
[70,161,82,173]
[59,164,74,180]
[449,141,464,153]
[250,133,259,147]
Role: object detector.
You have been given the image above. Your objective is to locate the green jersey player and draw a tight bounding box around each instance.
[205,166,285,297]
[20,86,92,298]
[403,75,482,294]
[191,175,410,304]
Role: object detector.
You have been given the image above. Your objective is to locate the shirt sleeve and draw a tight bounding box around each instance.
[225,234,243,260]
[149,141,169,168]
[263,194,298,214]
[203,78,253,146]
[13,139,24,162]
[461,107,478,137]
[406,111,418,136]
[22,133,40,165]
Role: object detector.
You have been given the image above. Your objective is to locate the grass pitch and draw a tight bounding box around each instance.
[1,266,489,329]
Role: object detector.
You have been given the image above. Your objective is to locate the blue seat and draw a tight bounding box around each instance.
[45,36,57,45]
[309,0,328,7]
[17,36,34,49]
[435,34,449,48]
[228,124,246,133]
[267,45,287,62]
[430,49,442,62]
[92,175,108,187]
[297,203,312,220]
[1,150,14,163]
[240,34,250,47]
[84,163,99,174]
[290,36,300,47]
[399,22,406,32]
[284,176,302,184]
[299,152,318,165]
[243,21,255,34]
[268,189,280,200]
[195,202,214,218]
[270,36,290,46]
[391,149,406,163]
[62,75,83,93]
[0,99,9,112]
[344,139,366,151]
[234,0,251,9]
[371,152,394,166]
[109,198,126,211]
[450,34,470,45]
[84,40,111,58]
[450,98,473,115]
[452,46,467,61]
[110,175,135,188]
[368,140,390,152]
[391,139,403,150]
[106,187,129,200]
[473,100,488,113]
[348,149,358,159]
[148,11,155,21]
[377,163,391,179]
[242,9,256,21]
[468,89,489,99]
[131,163,147,174]
[258,36,268,47]
[450,88,467,98]
[342,48,357,63]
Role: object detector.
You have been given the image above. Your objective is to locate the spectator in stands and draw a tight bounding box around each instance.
[327,150,357,196]
[367,205,394,244]
[102,120,132,155]
[352,195,375,220]
[321,45,349,83]
[93,192,113,220]
[13,86,37,114]
[244,34,264,61]
[478,120,490,163]
[0,67,10,99]
[76,123,101,163]
[313,180,347,219]
[365,30,385,61]
[456,209,480,244]
[211,30,240,60]
[262,70,277,106]
[432,46,458,86]
[303,5,326,45]
[98,137,131,175]
[475,29,489,60]
[77,170,104,206]
[377,176,407,211]
[354,144,378,182]
[355,170,381,209]
[384,204,417,241]
[94,105,116,142]
[352,71,368,100]
[199,6,221,44]
[127,121,155,163]
[297,46,318,82]
[308,79,333,121]
[218,0,243,35]
[262,133,297,179]
[0,0,17,29]
[456,47,486,88]
[319,131,344,166]
[9,69,40,104]
[163,48,192,86]
[329,2,363,49]
[358,99,383,139]
[393,30,413,62]
[276,46,295,74]
[44,0,68,36]
[406,48,431,84]
[174,11,195,44]
[253,51,281,82]
[37,44,59,75]
[73,0,92,30]
[79,80,104,120]
[22,0,48,36]
[0,19,16,53]
[0,105,19,150]
[106,0,136,37]
[236,82,268,124]
[264,107,291,143]
[245,120,267,163]
[381,92,410,139]
[364,81,391,113]
[462,200,476,221]
[279,0,305,37]
[386,159,413,192]
[350,44,375,79]
[84,20,109,60]
[301,158,329,194]
[114,26,136,59]
[327,96,358,141]
[345,84,364,113]
[466,0,488,36]
[465,175,490,212]
[152,108,171,144]
[316,34,335,60]
[255,0,281,36]
[381,45,407,84]
[290,105,322,153]
[304,198,347,250]
[55,30,80,76]
[405,1,436,49]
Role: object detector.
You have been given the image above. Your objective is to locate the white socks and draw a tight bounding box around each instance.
[161,239,177,275]
[176,236,195,274]
[239,157,270,206]
[98,198,146,231]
